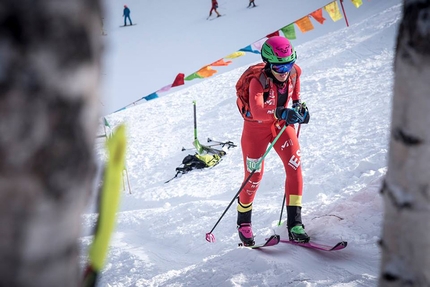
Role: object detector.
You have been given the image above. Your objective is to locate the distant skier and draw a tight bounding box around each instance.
[123,5,133,26]
[209,0,221,18]
[248,0,256,8]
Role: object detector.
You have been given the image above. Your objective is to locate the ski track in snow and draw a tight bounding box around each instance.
[81,1,403,286]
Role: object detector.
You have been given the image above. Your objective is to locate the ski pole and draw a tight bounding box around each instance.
[207,138,237,149]
[278,124,301,226]
[192,101,204,154]
[182,143,225,151]
[206,124,288,243]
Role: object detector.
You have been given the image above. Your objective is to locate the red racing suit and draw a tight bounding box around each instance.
[210,0,218,13]
[238,64,303,211]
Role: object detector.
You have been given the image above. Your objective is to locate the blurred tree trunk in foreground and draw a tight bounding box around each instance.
[0,1,102,286]
[379,0,430,286]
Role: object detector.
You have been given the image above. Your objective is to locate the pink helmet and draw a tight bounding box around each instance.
[261,36,296,64]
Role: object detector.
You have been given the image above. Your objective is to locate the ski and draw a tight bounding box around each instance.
[208,15,225,21]
[279,239,347,251]
[119,24,137,27]
[239,234,280,249]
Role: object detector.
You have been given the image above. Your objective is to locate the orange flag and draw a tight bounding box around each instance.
[210,59,232,66]
[196,66,217,78]
[295,16,314,33]
[351,0,363,8]
[324,1,343,22]
[310,8,326,24]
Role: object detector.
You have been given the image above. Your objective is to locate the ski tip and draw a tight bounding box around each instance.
[329,241,348,250]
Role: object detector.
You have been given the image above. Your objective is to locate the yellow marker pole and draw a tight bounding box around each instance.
[84,124,127,287]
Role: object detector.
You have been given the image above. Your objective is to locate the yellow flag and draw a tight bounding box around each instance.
[225,51,246,59]
[324,1,343,22]
[351,0,363,8]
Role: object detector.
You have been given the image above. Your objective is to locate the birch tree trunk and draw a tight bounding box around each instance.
[0,1,102,286]
[379,0,430,286]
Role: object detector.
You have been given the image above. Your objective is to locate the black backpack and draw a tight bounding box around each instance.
[165,153,221,183]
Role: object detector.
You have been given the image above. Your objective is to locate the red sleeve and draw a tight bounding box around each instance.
[248,77,276,122]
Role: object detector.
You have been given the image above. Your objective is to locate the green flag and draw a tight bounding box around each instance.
[281,24,296,40]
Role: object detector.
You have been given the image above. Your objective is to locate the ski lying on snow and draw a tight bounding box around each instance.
[279,239,347,251]
[239,234,280,249]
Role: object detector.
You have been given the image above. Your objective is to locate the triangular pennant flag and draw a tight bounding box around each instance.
[280,24,297,40]
[225,51,246,59]
[157,84,172,93]
[251,38,267,53]
[266,31,280,38]
[143,92,159,101]
[172,73,185,87]
[210,59,232,66]
[310,8,326,24]
[239,44,261,54]
[196,66,217,78]
[324,1,343,22]
[295,16,314,33]
[185,72,203,81]
[351,0,363,8]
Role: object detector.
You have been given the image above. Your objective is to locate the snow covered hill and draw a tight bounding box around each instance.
[81,0,403,286]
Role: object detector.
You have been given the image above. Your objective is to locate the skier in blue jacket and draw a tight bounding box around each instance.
[123,5,133,26]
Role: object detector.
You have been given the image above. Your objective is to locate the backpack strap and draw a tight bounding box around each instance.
[259,71,273,103]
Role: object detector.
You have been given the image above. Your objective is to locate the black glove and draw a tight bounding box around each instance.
[276,107,303,124]
[292,101,310,124]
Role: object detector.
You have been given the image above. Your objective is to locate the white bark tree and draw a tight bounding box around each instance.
[379,0,430,286]
[0,1,102,286]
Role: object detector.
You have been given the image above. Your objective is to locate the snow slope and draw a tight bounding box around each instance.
[100,0,397,115]
[82,0,403,286]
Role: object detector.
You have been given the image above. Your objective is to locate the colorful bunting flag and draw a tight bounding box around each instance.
[310,8,326,24]
[185,73,203,81]
[295,16,314,33]
[225,51,246,59]
[252,38,267,53]
[239,45,261,54]
[324,1,343,22]
[157,84,172,93]
[266,31,280,38]
[143,92,159,101]
[172,73,185,87]
[210,59,233,66]
[280,24,296,40]
[196,66,217,78]
[351,0,363,8]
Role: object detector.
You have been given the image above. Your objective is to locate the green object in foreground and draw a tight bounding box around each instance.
[89,124,127,272]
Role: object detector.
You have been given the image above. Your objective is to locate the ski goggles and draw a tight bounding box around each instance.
[271,61,295,74]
